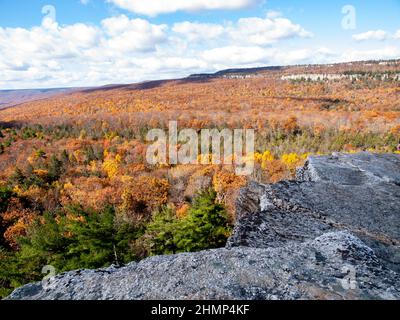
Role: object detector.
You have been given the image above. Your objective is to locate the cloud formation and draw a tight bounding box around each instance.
[341,46,400,62]
[108,0,258,16]
[0,12,399,90]
[0,13,317,89]
[0,15,171,88]
[172,22,225,41]
[173,15,312,45]
[353,30,387,42]
[102,15,168,52]
[230,16,313,45]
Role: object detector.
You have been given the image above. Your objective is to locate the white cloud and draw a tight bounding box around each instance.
[172,22,225,41]
[200,46,335,69]
[60,23,100,48]
[340,46,400,61]
[80,0,90,5]
[107,0,258,16]
[135,56,208,73]
[202,46,274,66]
[172,15,312,45]
[394,30,400,39]
[266,10,282,19]
[352,30,387,42]
[0,20,97,65]
[230,16,313,45]
[102,15,168,52]
[1,11,398,90]
[0,15,171,88]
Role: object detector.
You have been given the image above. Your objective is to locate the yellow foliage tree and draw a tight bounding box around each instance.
[103,154,122,178]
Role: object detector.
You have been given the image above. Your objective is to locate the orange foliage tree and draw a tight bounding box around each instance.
[120,176,169,221]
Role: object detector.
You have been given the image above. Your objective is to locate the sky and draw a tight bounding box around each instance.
[0,0,399,89]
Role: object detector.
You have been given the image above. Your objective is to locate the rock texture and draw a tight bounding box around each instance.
[7,153,400,300]
[228,152,400,273]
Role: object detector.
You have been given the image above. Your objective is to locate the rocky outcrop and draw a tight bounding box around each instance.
[7,153,400,300]
[8,231,400,300]
[228,153,400,273]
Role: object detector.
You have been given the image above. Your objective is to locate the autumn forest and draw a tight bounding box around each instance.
[1,59,400,297]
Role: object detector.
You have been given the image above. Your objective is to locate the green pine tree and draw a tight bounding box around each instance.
[145,189,232,256]
[0,186,13,213]
[4,205,141,295]
[174,189,231,252]
[60,205,138,270]
[60,150,70,166]
[145,206,179,255]
[47,155,63,182]
[9,167,26,187]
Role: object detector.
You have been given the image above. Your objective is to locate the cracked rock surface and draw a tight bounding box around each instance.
[229,153,400,273]
[7,153,400,300]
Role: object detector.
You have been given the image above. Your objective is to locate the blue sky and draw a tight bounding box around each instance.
[0,0,399,89]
